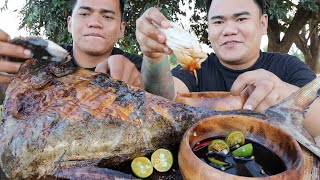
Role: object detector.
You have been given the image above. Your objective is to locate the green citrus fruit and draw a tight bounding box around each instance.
[208,156,228,166]
[208,139,230,154]
[232,143,253,157]
[225,131,245,147]
[151,148,173,172]
[131,157,153,178]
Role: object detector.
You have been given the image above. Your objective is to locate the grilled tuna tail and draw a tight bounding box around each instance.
[267,76,320,158]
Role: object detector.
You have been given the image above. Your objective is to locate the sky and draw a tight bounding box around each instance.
[0,0,28,37]
[0,0,268,51]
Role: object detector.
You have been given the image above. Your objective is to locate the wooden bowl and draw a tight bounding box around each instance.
[178,115,304,180]
[175,92,246,111]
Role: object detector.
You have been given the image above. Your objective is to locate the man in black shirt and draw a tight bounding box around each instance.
[136,0,320,139]
[0,0,142,87]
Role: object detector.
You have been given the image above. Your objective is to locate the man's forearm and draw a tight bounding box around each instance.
[141,56,175,100]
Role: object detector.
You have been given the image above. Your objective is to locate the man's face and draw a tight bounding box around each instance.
[67,0,125,56]
[208,0,268,69]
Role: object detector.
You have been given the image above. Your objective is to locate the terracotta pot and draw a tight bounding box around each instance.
[175,92,246,111]
[178,115,304,180]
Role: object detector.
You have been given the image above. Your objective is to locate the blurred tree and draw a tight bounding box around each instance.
[266,0,320,72]
[1,0,320,72]
[1,0,188,54]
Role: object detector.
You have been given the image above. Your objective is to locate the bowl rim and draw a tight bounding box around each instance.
[179,114,304,179]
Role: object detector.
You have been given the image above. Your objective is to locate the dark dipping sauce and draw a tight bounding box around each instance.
[193,137,287,177]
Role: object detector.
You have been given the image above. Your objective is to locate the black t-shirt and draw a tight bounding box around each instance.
[172,51,316,92]
[63,45,142,72]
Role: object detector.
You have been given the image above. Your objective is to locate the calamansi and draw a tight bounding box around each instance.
[225,130,245,147]
[131,157,153,178]
[208,156,228,166]
[151,148,173,172]
[232,143,253,157]
[208,139,230,154]
[131,148,174,178]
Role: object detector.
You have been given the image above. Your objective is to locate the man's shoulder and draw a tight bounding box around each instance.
[111,47,136,56]
[260,51,315,87]
[111,47,142,61]
[261,51,300,62]
[258,51,304,69]
[200,52,219,67]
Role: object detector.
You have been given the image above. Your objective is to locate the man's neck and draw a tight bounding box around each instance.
[72,47,113,69]
[220,52,261,70]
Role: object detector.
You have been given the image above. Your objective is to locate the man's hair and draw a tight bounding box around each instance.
[205,0,266,14]
[71,0,125,21]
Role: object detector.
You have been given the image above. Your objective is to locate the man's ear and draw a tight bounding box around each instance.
[260,14,268,35]
[119,21,126,38]
[67,16,72,33]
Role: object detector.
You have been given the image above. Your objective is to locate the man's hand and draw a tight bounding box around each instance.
[95,55,141,88]
[135,7,172,62]
[230,69,299,112]
[0,29,32,83]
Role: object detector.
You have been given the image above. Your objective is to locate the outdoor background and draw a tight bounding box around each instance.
[0,0,319,72]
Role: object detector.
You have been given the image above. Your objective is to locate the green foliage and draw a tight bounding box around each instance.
[17,0,72,44]
[1,0,189,54]
[120,0,188,53]
[1,0,319,55]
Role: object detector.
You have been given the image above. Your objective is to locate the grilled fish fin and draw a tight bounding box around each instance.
[268,76,320,118]
[266,76,320,158]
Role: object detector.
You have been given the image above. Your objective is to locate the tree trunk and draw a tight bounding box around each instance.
[295,13,320,73]
[308,14,320,73]
[267,18,281,52]
[267,4,312,53]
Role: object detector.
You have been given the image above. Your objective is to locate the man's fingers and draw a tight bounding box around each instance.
[95,60,109,74]
[139,41,171,60]
[255,90,280,112]
[136,16,166,44]
[136,7,172,60]
[243,80,273,110]
[132,75,141,88]
[128,70,141,86]
[0,41,32,59]
[0,29,10,41]
[0,61,22,73]
[230,72,256,95]
[144,7,170,29]
[107,56,123,81]
[138,34,168,54]
[0,74,14,84]
[120,63,135,83]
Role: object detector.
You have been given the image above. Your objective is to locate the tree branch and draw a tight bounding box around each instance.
[267,18,281,52]
[280,4,313,53]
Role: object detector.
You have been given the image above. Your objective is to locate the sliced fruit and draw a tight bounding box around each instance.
[208,139,230,154]
[225,130,245,147]
[208,156,228,166]
[151,148,173,172]
[131,157,153,178]
[232,143,253,157]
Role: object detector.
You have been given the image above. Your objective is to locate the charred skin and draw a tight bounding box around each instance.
[0,59,221,178]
